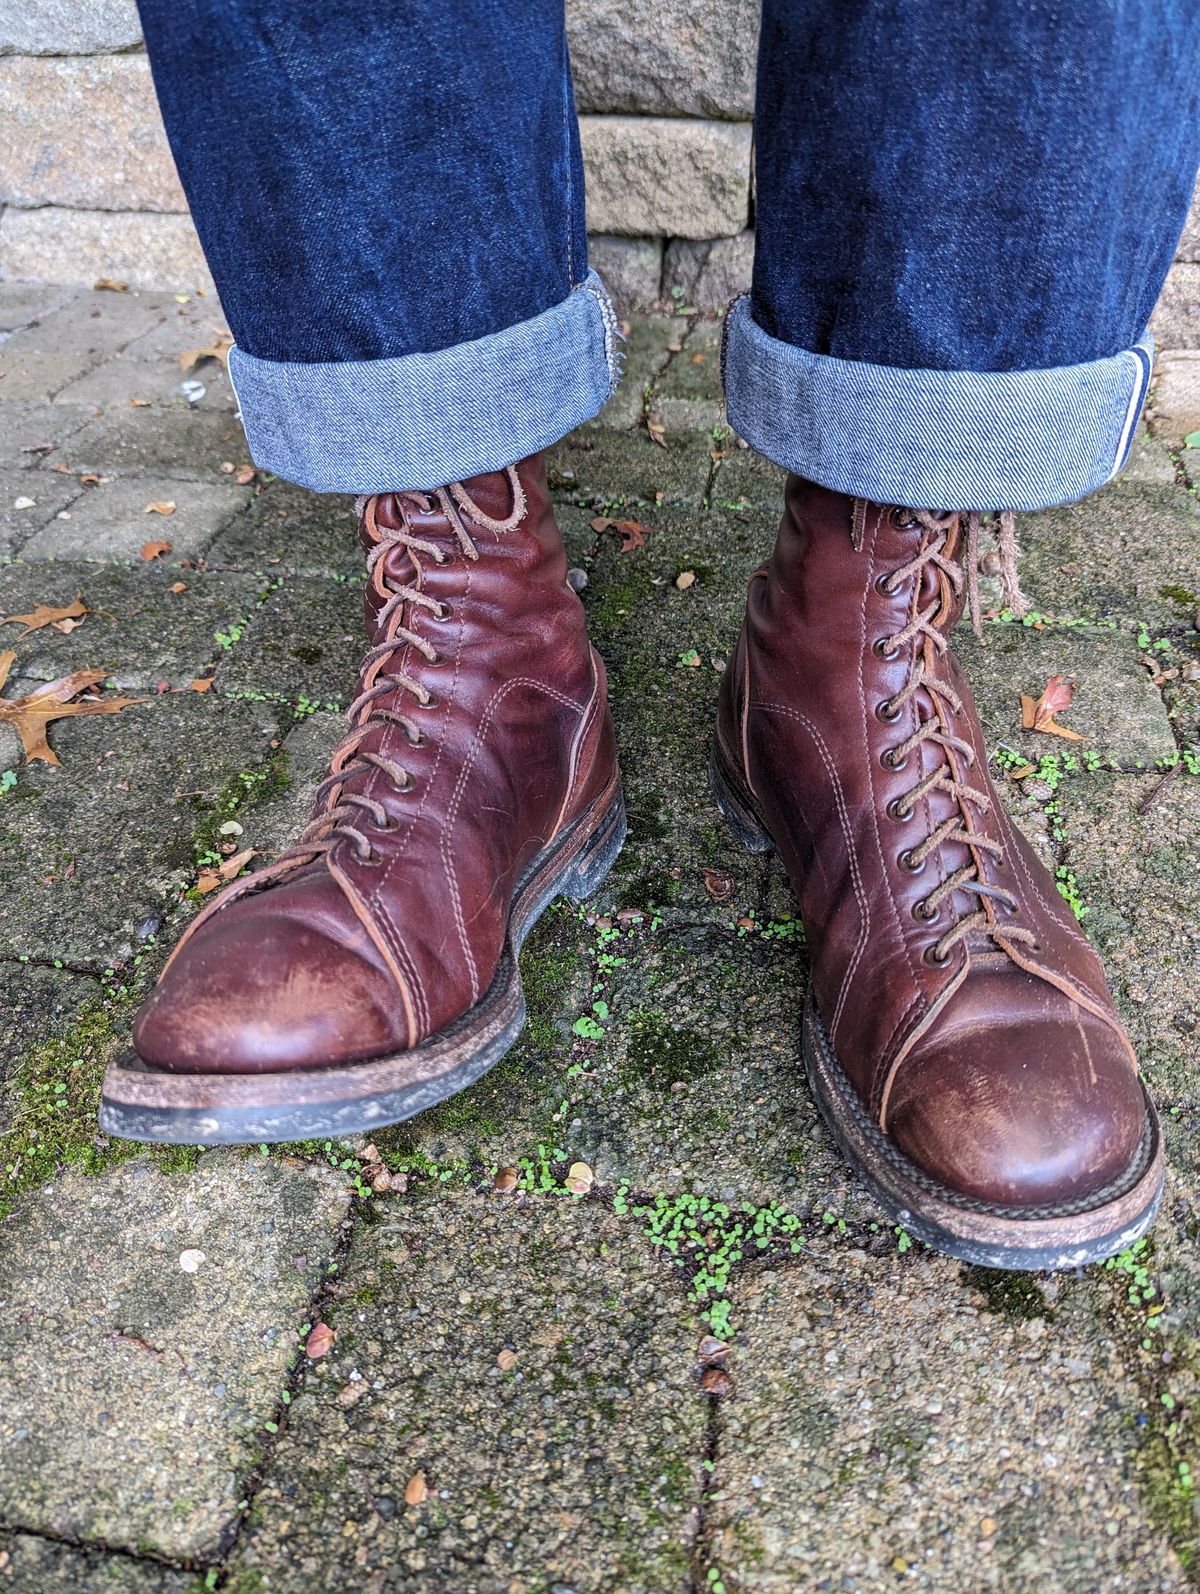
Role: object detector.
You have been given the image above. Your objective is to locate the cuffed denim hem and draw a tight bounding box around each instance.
[227,270,620,493]
[722,295,1154,513]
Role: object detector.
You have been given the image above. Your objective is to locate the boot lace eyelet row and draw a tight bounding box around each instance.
[175,470,526,919]
[875,507,1036,968]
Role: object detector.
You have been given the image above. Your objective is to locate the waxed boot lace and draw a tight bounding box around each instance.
[170,469,526,949]
[876,506,1037,967]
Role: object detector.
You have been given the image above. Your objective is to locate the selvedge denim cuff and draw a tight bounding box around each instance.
[228,271,620,493]
[722,295,1154,513]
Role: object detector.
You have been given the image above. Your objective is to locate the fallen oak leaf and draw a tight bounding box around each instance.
[141,540,173,561]
[0,653,143,766]
[590,516,650,553]
[0,595,88,636]
[1019,674,1087,741]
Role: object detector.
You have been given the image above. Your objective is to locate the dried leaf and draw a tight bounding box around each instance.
[179,329,234,371]
[697,1335,730,1367]
[404,1472,429,1506]
[94,278,128,292]
[0,654,142,766]
[196,847,257,894]
[190,676,215,693]
[0,595,88,636]
[691,352,706,364]
[701,1367,732,1397]
[170,581,188,594]
[141,541,173,563]
[337,1380,368,1408]
[496,1347,518,1372]
[144,499,176,515]
[675,570,696,590]
[701,866,736,902]
[233,464,256,485]
[129,397,152,408]
[565,1160,594,1195]
[1019,674,1087,741]
[493,1166,519,1193]
[305,1321,335,1359]
[591,516,650,553]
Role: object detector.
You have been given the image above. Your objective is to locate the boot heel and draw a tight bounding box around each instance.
[558,789,628,901]
[708,747,774,855]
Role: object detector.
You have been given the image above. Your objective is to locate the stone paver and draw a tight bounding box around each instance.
[1061,775,1200,1102]
[548,419,714,507]
[64,407,251,483]
[1017,476,1200,630]
[0,962,99,1133]
[0,399,94,471]
[0,1155,349,1560]
[0,465,83,557]
[218,575,365,710]
[206,480,361,577]
[0,560,261,689]
[706,1244,1188,1592]
[0,1535,194,1593]
[0,692,283,966]
[228,1186,707,1594]
[19,473,249,562]
[0,290,172,401]
[956,621,1177,769]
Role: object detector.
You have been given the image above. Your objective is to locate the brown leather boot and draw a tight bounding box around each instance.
[101,456,624,1144]
[712,476,1162,1268]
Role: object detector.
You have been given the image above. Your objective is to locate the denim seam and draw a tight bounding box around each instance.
[723,294,1155,513]
[228,269,619,494]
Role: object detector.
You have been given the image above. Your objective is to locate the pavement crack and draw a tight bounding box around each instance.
[0,1518,213,1576]
[210,1198,363,1569]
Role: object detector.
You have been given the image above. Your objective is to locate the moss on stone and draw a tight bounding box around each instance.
[963,1266,1053,1321]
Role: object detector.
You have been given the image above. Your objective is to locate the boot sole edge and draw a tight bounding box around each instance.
[709,741,1165,1269]
[803,994,1164,1271]
[98,778,627,1146]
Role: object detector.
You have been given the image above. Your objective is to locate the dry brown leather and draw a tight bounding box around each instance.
[716,475,1149,1210]
[133,454,617,1074]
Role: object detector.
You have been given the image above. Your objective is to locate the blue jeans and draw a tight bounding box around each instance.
[137,0,1200,511]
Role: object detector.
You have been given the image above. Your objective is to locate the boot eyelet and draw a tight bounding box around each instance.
[899,848,926,874]
[875,699,901,723]
[886,797,912,823]
[420,692,439,709]
[889,506,916,529]
[913,899,938,922]
[924,944,951,967]
[881,748,909,772]
[872,637,900,660]
[432,602,452,622]
[875,573,898,597]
